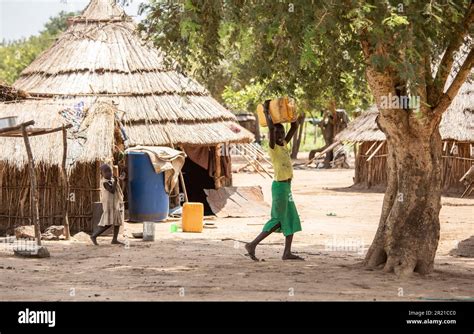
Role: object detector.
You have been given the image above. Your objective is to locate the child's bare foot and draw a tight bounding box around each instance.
[111,240,124,245]
[282,253,304,261]
[90,236,99,246]
[245,243,259,262]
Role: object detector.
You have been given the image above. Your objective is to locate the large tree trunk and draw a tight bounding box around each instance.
[291,113,305,159]
[364,110,442,277]
[359,2,473,277]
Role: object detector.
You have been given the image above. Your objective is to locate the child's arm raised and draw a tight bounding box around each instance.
[285,113,303,143]
[285,114,304,143]
[263,100,276,149]
[103,178,117,194]
[285,121,298,143]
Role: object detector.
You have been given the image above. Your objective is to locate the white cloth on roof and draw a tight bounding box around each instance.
[125,146,186,193]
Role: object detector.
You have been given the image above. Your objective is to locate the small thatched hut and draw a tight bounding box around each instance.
[0,0,252,234]
[336,81,474,194]
[235,112,260,142]
[0,97,122,232]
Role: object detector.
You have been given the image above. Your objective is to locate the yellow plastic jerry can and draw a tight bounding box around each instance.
[257,97,297,127]
[182,202,204,233]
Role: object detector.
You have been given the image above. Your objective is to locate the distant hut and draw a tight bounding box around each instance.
[336,81,474,194]
[0,0,253,234]
[234,112,260,143]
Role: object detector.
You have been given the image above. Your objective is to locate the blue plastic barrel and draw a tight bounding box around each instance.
[128,152,169,222]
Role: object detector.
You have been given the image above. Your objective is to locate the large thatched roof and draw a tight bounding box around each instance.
[337,81,474,143]
[2,0,252,159]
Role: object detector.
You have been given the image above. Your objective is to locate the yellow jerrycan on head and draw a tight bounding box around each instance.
[257,97,297,127]
[182,202,204,233]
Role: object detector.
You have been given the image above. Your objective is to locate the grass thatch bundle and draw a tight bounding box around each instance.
[0,99,116,168]
[0,84,30,102]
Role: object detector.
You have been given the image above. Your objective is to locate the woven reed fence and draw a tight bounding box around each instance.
[442,142,474,191]
[354,141,388,188]
[353,141,473,194]
[0,162,100,234]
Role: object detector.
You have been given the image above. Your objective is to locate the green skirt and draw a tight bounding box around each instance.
[262,181,302,237]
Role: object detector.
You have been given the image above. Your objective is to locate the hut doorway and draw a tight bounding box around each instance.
[181,157,215,215]
[181,145,233,215]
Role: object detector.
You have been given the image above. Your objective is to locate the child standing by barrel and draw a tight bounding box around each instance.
[245,100,304,261]
[90,164,125,245]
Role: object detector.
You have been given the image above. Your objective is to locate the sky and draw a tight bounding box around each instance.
[0,0,146,42]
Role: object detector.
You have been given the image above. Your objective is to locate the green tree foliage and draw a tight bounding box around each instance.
[138,0,473,276]
[0,11,76,84]
[138,0,373,114]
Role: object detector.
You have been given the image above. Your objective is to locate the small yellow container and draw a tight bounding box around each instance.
[257,97,297,127]
[182,202,204,233]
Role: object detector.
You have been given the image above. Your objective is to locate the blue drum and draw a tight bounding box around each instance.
[127,152,169,222]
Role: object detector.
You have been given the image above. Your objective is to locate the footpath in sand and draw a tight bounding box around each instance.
[0,169,472,301]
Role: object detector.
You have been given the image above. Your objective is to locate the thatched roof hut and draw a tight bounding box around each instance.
[0,96,120,232]
[12,0,252,147]
[337,82,474,143]
[336,81,474,194]
[0,0,253,233]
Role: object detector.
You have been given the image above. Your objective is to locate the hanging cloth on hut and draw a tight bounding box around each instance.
[125,146,186,193]
[183,145,231,179]
[183,146,211,171]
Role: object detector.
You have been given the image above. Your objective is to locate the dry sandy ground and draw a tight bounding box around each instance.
[0,168,472,301]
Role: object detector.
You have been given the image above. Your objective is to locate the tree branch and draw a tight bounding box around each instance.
[417,55,429,114]
[433,47,474,115]
[431,2,474,103]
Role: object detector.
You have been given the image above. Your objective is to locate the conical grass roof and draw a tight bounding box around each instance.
[8,0,253,150]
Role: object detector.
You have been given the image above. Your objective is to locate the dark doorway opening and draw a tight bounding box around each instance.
[181,157,215,215]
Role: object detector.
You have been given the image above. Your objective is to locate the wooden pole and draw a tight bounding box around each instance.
[291,113,305,159]
[214,145,222,188]
[21,125,41,246]
[0,120,34,135]
[179,172,188,203]
[245,143,273,166]
[233,145,271,178]
[302,116,307,145]
[366,142,384,162]
[243,149,273,177]
[354,143,359,184]
[61,126,71,240]
[364,141,378,155]
[313,122,318,144]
